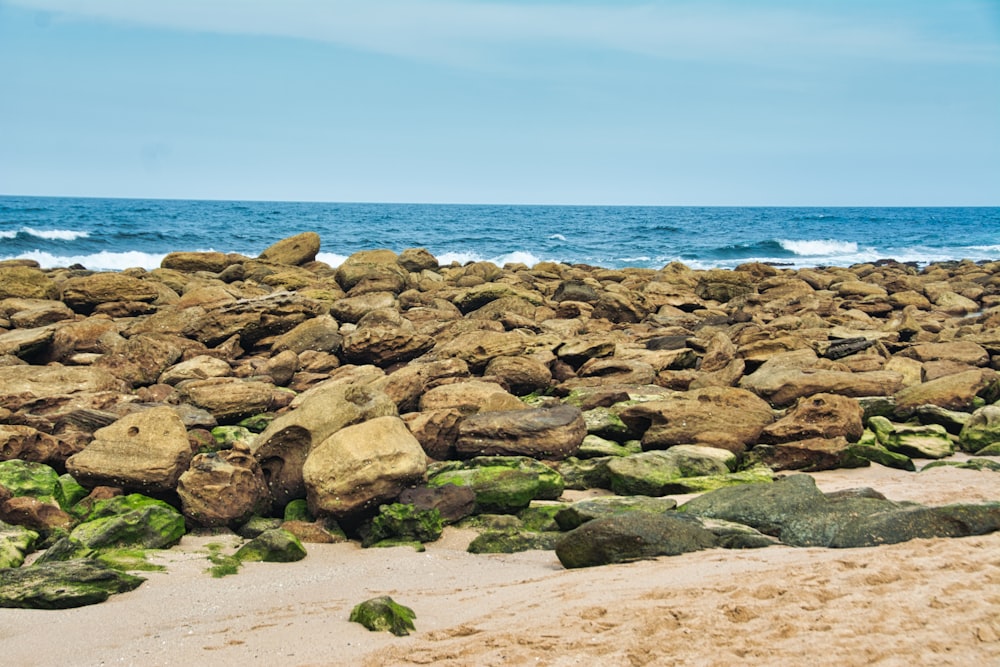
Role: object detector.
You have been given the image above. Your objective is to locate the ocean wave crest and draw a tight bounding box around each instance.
[2,250,165,271]
[778,239,859,256]
[0,230,17,239]
[21,227,91,241]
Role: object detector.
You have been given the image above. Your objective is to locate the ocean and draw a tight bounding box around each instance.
[1,196,997,273]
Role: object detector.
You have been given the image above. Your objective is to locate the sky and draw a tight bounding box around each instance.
[1,0,998,205]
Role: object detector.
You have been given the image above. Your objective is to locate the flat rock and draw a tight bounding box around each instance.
[455,404,586,459]
[0,560,145,609]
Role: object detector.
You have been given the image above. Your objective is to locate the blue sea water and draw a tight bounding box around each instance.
[0,196,998,272]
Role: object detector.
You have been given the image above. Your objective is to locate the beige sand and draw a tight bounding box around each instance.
[2,463,999,667]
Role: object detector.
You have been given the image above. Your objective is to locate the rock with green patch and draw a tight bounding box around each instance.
[554,495,679,531]
[959,405,1000,453]
[846,442,915,471]
[870,416,955,459]
[237,516,284,539]
[467,530,562,554]
[582,407,633,441]
[922,458,1000,473]
[238,413,276,433]
[427,456,563,513]
[0,459,61,501]
[360,503,443,548]
[680,473,1000,548]
[234,528,307,563]
[606,446,737,496]
[576,435,638,459]
[71,494,185,550]
[518,503,565,532]
[555,513,718,568]
[0,559,145,609]
[57,474,88,510]
[283,498,313,523]
[349,596,416,636]
[211,425,257,450]
[0,520,39,568]
[558,456,613,491]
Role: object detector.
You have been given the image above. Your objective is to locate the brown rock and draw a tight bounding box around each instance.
[303,415,427,518]
[270,314,342,354]
[176,447,271,527]
[252,382,398,506]
[161,251,231,273]
[759,393,864,444]
[900,341,990,366]
[93,333,184,387]
[61,273,160,314]
[894,368,1000,417]
[0,365,122,406]
[0,496,73,532]
[258,232,321,266]
[455,404,586,459]
[433,330,526,371]
[328,291,397,324]
[0,266,60,300]
[398,248,439,273]
[750,436,861,472]
[176,378,277,423]
[0,425,62,464]
[418,380,526,414]
[341,326,435,367]
[398,484,476,524]
[66,406,193,492]
[483,356,553,396]
[617,386,774,453]
[401,408,464,460]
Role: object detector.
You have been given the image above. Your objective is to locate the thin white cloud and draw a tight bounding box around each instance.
[7,0,999,69]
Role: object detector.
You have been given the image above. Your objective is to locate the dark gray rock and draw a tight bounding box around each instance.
[0,559,144,609]
[555,513,718,568]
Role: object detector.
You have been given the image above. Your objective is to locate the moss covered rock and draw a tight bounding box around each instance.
[467,530,562,554]
[360,503,443,548]
[0,459,61,501]
[71,494,185,550]
[427,456,563,513]
[0,559,145,609]
[870,416,955,459]
[349,596,416,636]
[234,528,306,563]
[0,520,39,568]
[555,513,718,568]
[554,496,679,531]
[959,405,1000,453]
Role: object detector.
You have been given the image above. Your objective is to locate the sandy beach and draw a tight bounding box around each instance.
[2,461,997,667]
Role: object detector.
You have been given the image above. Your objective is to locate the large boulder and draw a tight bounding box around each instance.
[270,315,342,355]
[433,330,526,371]
[0,425,62,464]
[258,232,321,266]
[869,416,955,459]
[454,404,586,459]
[679,473,1000,548]
[418,380,526,414]
[253,382,398,506]
[341,326,435,368]
[554,495,679,531]
[303,416,427,518]
[183,292,326,347]
[65,406,193,492]
[68,493,186,550]
[93,333,184,387]
[177,448,271,527]
[748,436,868,472]
[61,273,159,314]
[617,386,774,453]
[160,251,231,273]
[555,513,718,568]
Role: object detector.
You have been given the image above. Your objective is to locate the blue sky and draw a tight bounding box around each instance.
[1,0,998,205]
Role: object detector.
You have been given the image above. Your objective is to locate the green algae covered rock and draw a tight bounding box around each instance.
[959,405,1000,453]
[57,474,88,510]
[349,595,416,636]
[0,459,61,501]
[211,425,256,450]
[427,456,564,513]
[0,520,39,569]
[922,458,1000,473]
[283,498,313,523]
[606,446,738,496]
[467,530,562,554]
[71,494,185,550]
[558,456,613,491]
[869,416,955,459]
[554,495,679,531]
[0,559,145,609]
[361,503,443,548]
[234,528,306,563]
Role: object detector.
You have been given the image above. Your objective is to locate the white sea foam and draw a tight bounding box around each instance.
[0,230,17,239]
[970,244,1000,253]
[495,250,542,266]
[315,251,348,268]
[779,239,858,256]
[549,233,567,242]
[22,227,90,241]
[437,250,485,266]
[2,250,165,271]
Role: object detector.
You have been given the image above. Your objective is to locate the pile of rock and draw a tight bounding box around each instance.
[2,232,999,602]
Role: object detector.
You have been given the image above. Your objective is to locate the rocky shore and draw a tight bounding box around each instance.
[1,231,999,611]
